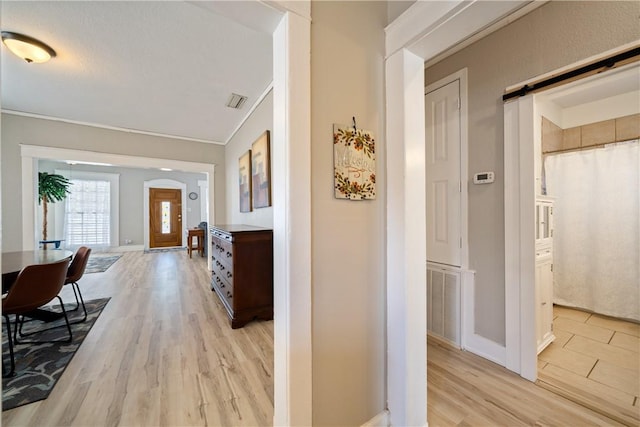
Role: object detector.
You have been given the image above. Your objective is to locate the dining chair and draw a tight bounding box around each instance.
[2,258,71,377]
[64,246,92,323]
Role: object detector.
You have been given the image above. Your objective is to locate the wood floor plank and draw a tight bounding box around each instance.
[538,342,597,376]
[427,339,625,426]
[587,314,640,337]
[554,305,592,322]
[551,327,573,347]
[610,331,640,353]
[589,359,640,397]
[538,364,639,426]
[554,316,615,343]
[566,335,640,371]
[2,251,274,426]
[3,252,634,426]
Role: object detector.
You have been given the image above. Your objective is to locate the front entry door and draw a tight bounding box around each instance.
[426,79,462,267]
[149,188,182,248]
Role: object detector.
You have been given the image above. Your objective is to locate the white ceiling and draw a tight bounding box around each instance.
[539,63,640,108]
[0,1,275,144]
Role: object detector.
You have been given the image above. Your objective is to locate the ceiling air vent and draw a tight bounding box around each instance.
[226,93,248,109]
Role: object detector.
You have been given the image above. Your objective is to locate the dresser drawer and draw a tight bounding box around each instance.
[211,238,233,265]
[211,268,231,291]
[210,225,273,329]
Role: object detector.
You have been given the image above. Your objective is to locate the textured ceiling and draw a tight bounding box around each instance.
[0,1,274,144]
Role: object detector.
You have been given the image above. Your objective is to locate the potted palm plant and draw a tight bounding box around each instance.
[38,172,71,247]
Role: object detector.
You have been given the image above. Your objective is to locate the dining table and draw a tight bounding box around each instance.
[2,249,74,321]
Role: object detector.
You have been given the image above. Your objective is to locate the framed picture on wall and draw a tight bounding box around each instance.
[251,130,271,208]
[239,150,252,212]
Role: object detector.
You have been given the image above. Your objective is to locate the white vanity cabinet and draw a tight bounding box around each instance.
[535,196,555,354]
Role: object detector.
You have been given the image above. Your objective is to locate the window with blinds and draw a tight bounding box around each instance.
[65,179,111,246]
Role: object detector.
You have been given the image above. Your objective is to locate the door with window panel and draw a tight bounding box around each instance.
[149,188,182,248]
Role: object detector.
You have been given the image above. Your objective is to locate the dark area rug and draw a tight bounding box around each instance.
[85,254,121,274]
[2,298,110,411]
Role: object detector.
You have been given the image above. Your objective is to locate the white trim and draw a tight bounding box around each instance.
[361,410,390,427]
[423,2,547,69]
[385,1,463,58]
[143,179,188,251]
[112,244,145,253]
[21,155,38,250]
[272,9,312,427]
[386,1,533,60]
[385,48,427,427]
[54,169,120,251]
[385,1,535,423]
[20,144,215,271]
[197,179,209,223]
[4,110,224,145]
[424,68,469,270]
[503,95,537,381]
[503,99,522,374]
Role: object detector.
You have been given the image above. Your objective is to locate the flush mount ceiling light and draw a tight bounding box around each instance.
[1,31,56,63]
[226,93,248,109]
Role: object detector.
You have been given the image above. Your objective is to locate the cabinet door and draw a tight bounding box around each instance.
[535,199,554,247]
[535,257,554,353]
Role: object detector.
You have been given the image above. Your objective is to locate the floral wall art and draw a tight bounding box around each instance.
[333,123,376,200]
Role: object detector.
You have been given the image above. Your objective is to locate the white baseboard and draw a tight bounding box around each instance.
[361,410,389,427]
[112,245,144,253]
[463,333,506,366]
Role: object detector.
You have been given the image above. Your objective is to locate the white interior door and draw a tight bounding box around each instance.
[426,80,461,267]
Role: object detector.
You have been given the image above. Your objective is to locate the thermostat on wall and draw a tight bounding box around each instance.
[473,171,494,184]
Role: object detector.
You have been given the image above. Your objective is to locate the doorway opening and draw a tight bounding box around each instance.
[144,179,187,250]
[504,55,639,425]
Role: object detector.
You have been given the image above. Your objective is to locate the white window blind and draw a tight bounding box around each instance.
[65,179,111,246]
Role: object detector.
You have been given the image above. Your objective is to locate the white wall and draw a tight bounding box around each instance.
[1,113,225,252]
[39,160,206,246]
[311,2,387,425]
[561,90,640,129]
[224,90,273,228]
[423,0,640,344]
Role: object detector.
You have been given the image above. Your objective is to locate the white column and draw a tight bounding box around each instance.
[385,48,427,427]
[21,154,37,250]
[272,10,312,427]
[503,95,537,381]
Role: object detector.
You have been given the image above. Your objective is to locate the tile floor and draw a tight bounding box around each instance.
[538,305,639,414]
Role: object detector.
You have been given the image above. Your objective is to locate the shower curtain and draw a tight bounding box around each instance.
[545,140,639,321]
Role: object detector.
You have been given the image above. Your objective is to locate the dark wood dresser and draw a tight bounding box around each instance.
[210,224,273,328]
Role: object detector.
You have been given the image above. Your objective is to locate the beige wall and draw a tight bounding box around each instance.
[424,1,640,344]
[311,1,387,425]
[224,91,273,228]
[1,113,225,252]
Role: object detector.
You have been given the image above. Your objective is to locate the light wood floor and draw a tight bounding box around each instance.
[538,305,640,426]
[427,337,629,426]
[3,251,634,426]
[2,251,274,426]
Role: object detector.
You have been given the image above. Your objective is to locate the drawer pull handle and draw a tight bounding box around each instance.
[226,291,232,298]
[226,252,232,258]
[226,272,232,279]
